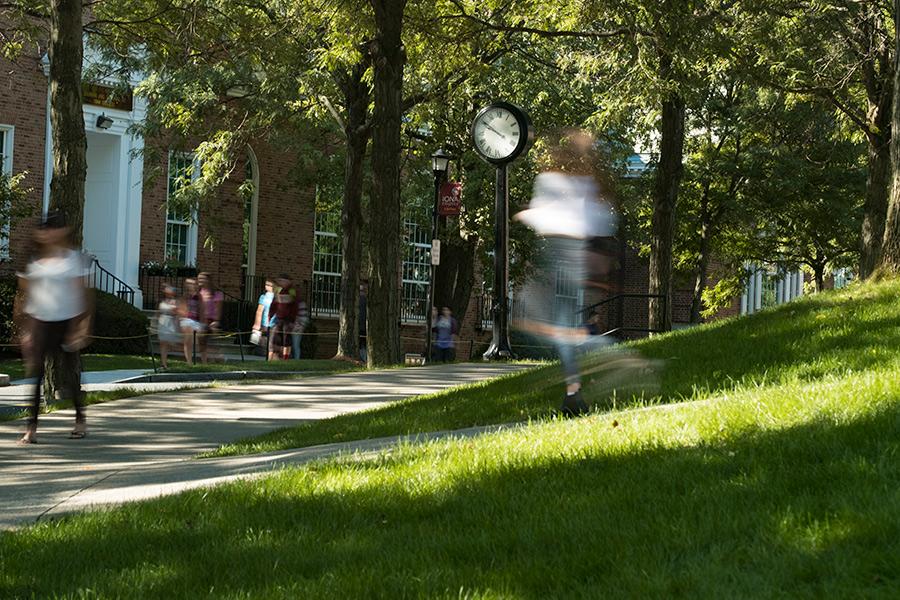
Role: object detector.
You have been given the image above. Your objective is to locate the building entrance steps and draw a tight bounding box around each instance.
[0,363,532,529]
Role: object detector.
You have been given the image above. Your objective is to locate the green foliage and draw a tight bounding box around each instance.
[89,291,150,355]
[0,276,19,345]
[700,273,745,318]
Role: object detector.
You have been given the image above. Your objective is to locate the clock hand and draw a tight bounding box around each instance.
[485,123,507,139]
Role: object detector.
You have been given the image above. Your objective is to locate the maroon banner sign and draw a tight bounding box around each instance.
[438,181,462,216]
[83,83,134,111]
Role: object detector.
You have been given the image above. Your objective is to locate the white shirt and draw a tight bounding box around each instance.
[515,172,616,239]
[23,250,89,322]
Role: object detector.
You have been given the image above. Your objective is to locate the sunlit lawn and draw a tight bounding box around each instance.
[212,278,900,457]
[3,360,900,597]
[4,279,900,597]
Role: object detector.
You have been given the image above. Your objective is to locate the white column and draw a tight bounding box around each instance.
[776,275,784,305]
[42,87,52,216]
[754,270,763,311]
[795,271,803,297]
[785,272,794,301]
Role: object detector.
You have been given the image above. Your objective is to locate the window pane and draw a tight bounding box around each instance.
[313,210,342,315]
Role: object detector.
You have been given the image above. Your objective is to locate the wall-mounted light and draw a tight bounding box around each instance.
[96,114,114,130]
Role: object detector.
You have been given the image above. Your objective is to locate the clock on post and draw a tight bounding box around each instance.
[471,102,534,360]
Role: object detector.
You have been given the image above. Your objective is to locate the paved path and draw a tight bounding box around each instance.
[0,363,530,529]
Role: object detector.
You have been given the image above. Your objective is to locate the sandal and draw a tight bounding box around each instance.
[18,425,37,445]
[69,422,87,439]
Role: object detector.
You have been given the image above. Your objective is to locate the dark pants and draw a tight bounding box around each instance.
[435,346,454,362]
[28,319,84,426]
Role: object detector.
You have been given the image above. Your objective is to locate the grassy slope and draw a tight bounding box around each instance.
[4,281,900,597]
[213,279,896,457]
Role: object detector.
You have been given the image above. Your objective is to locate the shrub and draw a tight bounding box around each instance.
[0,277,148,355]
[89,291,150,355]
[0,275,19,346]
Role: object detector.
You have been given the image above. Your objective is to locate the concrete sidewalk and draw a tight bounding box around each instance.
[0,363,530,529]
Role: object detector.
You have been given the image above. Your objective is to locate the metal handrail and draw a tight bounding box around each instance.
[578,293,666,314]
[581,292,668,336]
[87,256,135,305]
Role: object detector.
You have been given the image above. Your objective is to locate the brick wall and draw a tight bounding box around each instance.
[139,139,315,303]
[0,47,48,274]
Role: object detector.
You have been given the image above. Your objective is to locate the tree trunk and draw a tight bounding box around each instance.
[366,0,406,366]
[689,185,712,324]
[649,63,685,333]
[813,263,826,293]
[45,0,86,404]
[882,0,900,272]
[49,0,86,243]
[433,231,477,326]
[860,134,891,278]
[334,62,370,361]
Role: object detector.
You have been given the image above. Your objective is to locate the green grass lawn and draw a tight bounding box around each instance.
[212,278,898,458]
[4,279,900,597]
[0,354,160,381]
[165,358,362,374]
[0,354,359,381]
[3,346,900,596]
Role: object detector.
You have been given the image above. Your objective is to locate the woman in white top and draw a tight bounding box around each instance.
[514,129,617,417]
[157,284,181,369]
[16,211,92,444]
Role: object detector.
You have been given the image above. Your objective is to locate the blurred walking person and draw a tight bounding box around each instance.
[156,284,181,369]
[198,272,223,363]
[16,211,93,444]
[515,129,617,417]
[180,277,204,366]
[432,306,458,362]
[269,273,298,361]
[251,279,275,354]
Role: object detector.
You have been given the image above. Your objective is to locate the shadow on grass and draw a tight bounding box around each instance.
[5,403,900,598]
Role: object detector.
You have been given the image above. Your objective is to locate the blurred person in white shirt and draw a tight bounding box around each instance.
[514,129,617,417]
[16,211,93,444]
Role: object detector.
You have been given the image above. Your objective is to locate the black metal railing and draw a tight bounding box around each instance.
[138,271,188,310]
[579,293,668,337]
[241,273,268,303]
[88,256,135,305]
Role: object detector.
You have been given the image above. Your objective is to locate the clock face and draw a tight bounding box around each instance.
[472,106,525,162]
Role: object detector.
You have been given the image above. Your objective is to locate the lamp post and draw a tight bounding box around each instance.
[425,149,451,363]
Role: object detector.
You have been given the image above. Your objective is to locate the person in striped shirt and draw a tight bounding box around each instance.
[269,273,298,360]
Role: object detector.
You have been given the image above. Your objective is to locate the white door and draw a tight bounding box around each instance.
[83,132,121,271]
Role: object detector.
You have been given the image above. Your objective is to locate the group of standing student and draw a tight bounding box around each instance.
[252,274,308,360]
[156,272,224,368]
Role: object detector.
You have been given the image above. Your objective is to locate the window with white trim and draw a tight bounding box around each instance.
[164,152,198,265]
[312,206,433,321]
[313,210,342,316]
[402,213,431,323]
[554,265,583,327]
[0,125,13,260]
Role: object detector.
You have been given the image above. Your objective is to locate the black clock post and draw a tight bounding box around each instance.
[471,102,534,361]
[485,161,514,359]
